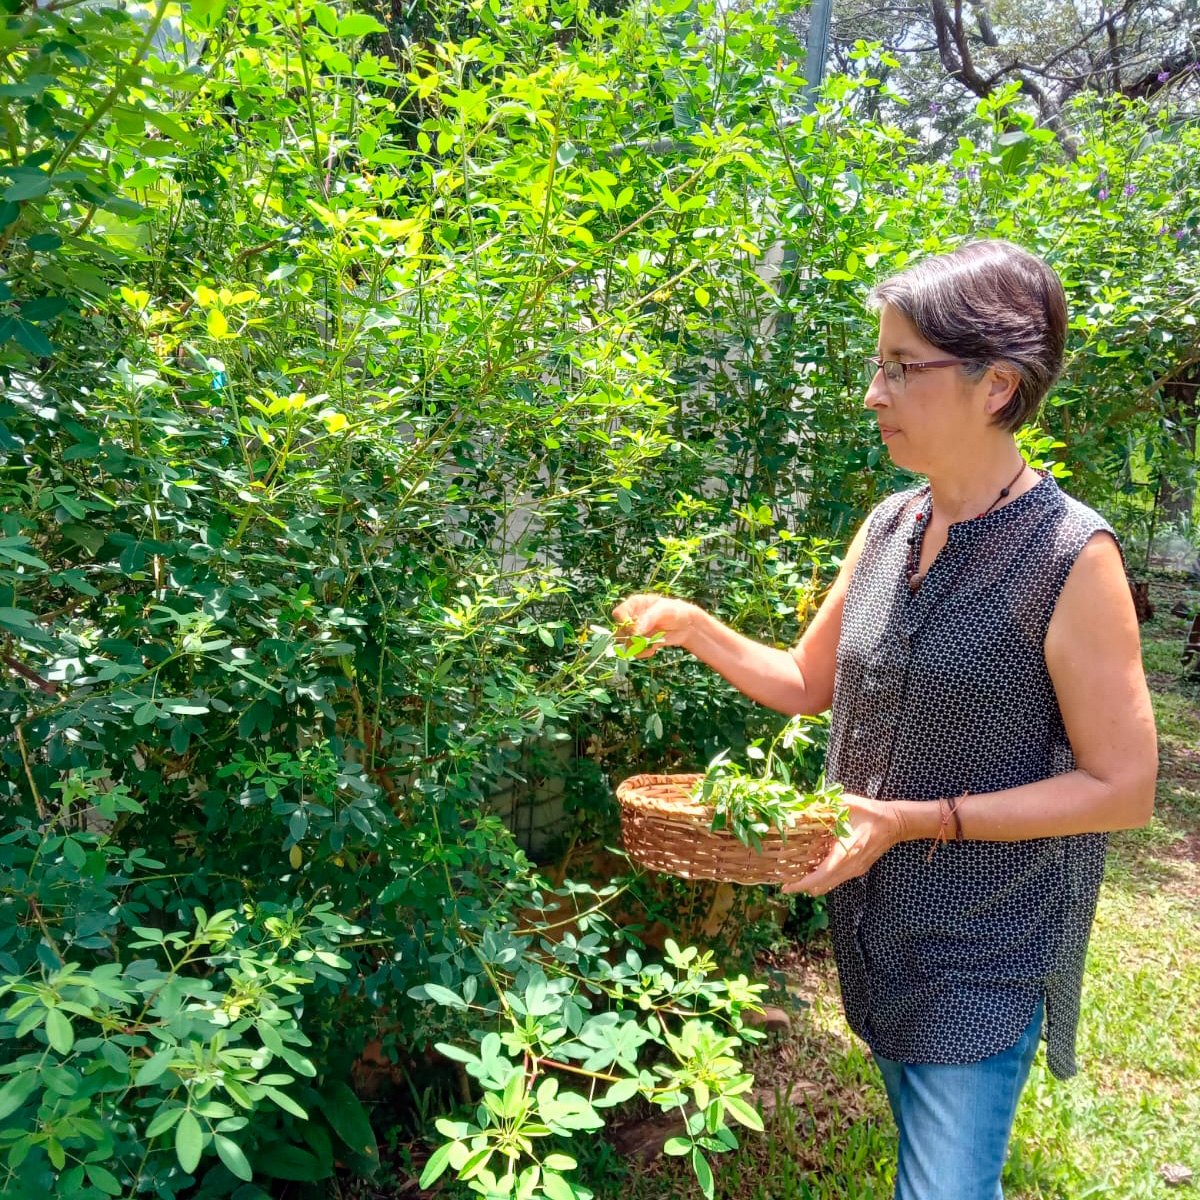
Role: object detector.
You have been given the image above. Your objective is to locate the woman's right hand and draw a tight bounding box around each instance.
[610,593,701,659]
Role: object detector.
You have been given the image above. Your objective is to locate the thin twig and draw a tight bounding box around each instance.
[15,724,46,821]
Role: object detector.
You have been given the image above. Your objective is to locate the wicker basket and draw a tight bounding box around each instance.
[615,772,837,886]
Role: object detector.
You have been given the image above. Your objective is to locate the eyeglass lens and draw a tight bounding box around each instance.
[865,358,906,391]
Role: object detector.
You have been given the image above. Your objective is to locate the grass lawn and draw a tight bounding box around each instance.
[598,572,1200,1200]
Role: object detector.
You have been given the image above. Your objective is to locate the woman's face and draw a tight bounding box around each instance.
[865,304,999,475]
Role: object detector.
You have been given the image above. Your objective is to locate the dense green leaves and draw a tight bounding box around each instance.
[175,1111,203,1174]
[324,1079,378,1161]
[0,0,1196,1197]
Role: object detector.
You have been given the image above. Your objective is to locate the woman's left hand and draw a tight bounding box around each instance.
[781,794,905,897]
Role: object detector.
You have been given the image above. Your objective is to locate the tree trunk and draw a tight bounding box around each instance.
[1159,366,1200,528]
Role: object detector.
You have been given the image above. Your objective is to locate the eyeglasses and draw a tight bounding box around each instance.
[864,356,975,394]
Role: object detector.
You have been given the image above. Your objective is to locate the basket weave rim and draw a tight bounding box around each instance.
[616,771,839,827]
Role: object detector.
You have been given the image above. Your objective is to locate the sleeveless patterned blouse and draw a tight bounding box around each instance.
[824,470,1116,1080]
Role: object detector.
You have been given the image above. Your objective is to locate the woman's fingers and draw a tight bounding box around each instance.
[611,595,659,657]
[609,596,641,628]
[781,841,850,896]
[610,595,694,658]
[782,832,865,896]
[781,797,902,896]
[611,594,653,636]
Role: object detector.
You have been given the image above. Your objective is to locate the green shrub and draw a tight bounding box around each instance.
[0,0,1196,1196]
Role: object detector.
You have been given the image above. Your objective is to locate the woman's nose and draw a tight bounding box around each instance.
[864,369,890,411]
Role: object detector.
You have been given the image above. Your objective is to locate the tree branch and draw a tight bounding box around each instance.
[1120,47,1200,98]
[971,0,999,47]
[928,0,992,96]
[2,653,57,695]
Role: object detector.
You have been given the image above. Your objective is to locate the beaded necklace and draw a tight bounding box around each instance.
[906,463,1028,592]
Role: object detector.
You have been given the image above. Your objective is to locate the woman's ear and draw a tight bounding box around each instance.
[983,363,1021,416]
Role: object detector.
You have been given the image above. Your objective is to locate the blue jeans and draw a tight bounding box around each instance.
[872,999,1044,1200]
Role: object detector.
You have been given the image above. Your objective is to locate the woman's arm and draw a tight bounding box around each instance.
[783,531,1158,896]
[682,519,870,716]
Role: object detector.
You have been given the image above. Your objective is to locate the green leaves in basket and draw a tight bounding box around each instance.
[690,716,848,853]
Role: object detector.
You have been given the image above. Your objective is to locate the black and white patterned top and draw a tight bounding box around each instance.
[824,471,1116,1080]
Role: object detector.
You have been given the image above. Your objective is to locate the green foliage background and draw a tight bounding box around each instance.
[0,0,1196,1196]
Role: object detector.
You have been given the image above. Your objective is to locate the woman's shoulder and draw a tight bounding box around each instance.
[1043,480,1120,551]
[863,484,926,537]
[1027,478,1126,588]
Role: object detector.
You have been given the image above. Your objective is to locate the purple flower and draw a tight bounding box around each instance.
[1158,71,1171,82]
[929,102,941,114]
[1123,183,1136,196]
[1098,188,1109,201]
[1174,229,1187,240]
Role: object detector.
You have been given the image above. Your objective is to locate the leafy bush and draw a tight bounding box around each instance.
[0,771,363,1197]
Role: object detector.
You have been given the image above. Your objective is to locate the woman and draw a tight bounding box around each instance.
[611,239,1157,1200]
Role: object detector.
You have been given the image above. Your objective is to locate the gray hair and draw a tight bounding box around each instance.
[867,240,1068,433]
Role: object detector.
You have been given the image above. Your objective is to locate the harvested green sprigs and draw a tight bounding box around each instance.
[689,715,849,853]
